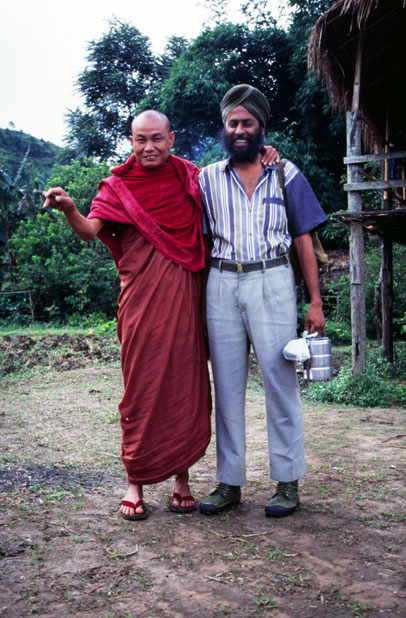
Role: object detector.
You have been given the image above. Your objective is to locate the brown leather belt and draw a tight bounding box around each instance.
[210,255,288,273]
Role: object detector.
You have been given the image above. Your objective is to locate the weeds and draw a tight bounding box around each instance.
[305,356,406,407]
[253,595,278,609]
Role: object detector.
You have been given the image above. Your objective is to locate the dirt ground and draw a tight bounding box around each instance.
[1,340,405,617]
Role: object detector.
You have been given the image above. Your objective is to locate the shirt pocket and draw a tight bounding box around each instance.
[262,198,287,235]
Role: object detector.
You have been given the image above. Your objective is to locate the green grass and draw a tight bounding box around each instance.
[0,323,117,337]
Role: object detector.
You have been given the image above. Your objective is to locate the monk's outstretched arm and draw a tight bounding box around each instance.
[43,187,103,241]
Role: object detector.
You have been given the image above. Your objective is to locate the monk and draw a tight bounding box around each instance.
[44,111,211,520]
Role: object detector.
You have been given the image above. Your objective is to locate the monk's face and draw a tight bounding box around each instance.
[130,113,175,169]
[223,105,264,162]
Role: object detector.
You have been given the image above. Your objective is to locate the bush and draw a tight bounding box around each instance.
[305,350,406,408]
[0,291,34,325]
[1,158,120,323]
[325,320,352,345]
[46,158,110,215]
[4,214,119,322]
[323,243,406,341]
[395,312,406,336]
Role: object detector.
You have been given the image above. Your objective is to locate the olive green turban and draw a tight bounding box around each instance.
[221,84,270,127]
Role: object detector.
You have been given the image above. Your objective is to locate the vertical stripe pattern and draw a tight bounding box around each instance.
[199,159,299,261]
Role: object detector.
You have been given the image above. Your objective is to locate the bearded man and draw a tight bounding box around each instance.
[198,85,327,517]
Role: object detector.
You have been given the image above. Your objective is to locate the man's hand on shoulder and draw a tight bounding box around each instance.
[260,145,280,167]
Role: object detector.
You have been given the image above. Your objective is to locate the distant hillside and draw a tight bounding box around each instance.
[0,128,61,188]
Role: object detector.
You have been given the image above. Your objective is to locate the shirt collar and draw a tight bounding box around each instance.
[221,157,275,174]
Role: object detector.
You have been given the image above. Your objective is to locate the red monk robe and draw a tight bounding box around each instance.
[88,153,211,484]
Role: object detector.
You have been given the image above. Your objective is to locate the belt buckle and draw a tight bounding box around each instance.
[236,262,243,273]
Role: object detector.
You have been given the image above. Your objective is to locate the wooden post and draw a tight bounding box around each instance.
[347,30,366,376]
[27,291,35,321]
[381,238,393,362]
[381,110,393,362]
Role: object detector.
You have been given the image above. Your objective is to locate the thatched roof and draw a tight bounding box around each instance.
[308,0,406,149]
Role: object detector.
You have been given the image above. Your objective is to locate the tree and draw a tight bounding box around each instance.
[64,109,118,161]
[240,1,277,27]
[158,35,190,80]
[65,18,159,160]
[199,0,232,26]
[140,23,296,158]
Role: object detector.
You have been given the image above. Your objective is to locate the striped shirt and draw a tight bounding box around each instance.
[199,158,327,261]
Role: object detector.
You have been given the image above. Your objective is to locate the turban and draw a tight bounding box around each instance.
[221,84,270,127]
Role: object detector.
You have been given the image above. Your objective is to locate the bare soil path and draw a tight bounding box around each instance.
[1,361,405,617]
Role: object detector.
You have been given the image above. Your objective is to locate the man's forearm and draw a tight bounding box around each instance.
[293,232,325,334]
[43,188,103,241]
[63,207,102,242]
[293,233,322,304]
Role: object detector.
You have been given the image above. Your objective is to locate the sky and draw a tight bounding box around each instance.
[0,0,288,146]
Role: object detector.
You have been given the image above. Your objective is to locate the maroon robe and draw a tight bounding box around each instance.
[88,155,211,484]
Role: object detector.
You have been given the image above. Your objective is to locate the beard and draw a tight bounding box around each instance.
[221,126,264,163]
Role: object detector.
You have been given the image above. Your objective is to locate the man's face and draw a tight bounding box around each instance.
[222,105,264,163]
[130,115,175,169]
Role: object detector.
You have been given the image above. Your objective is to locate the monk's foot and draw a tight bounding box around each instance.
[170,471,196,512]
[120,483,146,520]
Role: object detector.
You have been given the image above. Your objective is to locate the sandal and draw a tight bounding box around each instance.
[120,499,148,521]
[169,492,196,514]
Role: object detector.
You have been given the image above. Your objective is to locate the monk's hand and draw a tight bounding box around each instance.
[43,187,74,213]
[304,301,325,336]
[260,144,280,166]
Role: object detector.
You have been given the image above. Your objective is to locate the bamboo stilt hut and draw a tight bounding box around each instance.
[308,0,406,373]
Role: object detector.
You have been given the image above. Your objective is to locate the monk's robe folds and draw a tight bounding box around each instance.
[88,154,211,484]
[117,226,211,484]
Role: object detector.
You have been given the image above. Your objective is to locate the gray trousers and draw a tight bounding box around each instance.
[206,260,305,485]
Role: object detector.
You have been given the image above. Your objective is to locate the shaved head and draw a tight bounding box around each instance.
[131,110,171,134]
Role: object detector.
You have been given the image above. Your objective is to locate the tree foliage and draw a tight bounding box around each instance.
[240,0,277,27]
[0,169,47,289]
[158,36,190,80]
[7,215,118,320]
[141,23,296,158]
[65,18,159,159]
[46,158,110,215]
[0,159,119,322]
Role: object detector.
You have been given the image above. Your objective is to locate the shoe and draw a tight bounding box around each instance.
[169,492,196,513]
[199,483,241,514]
[265,481,299,517]
[120,499,148,521]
